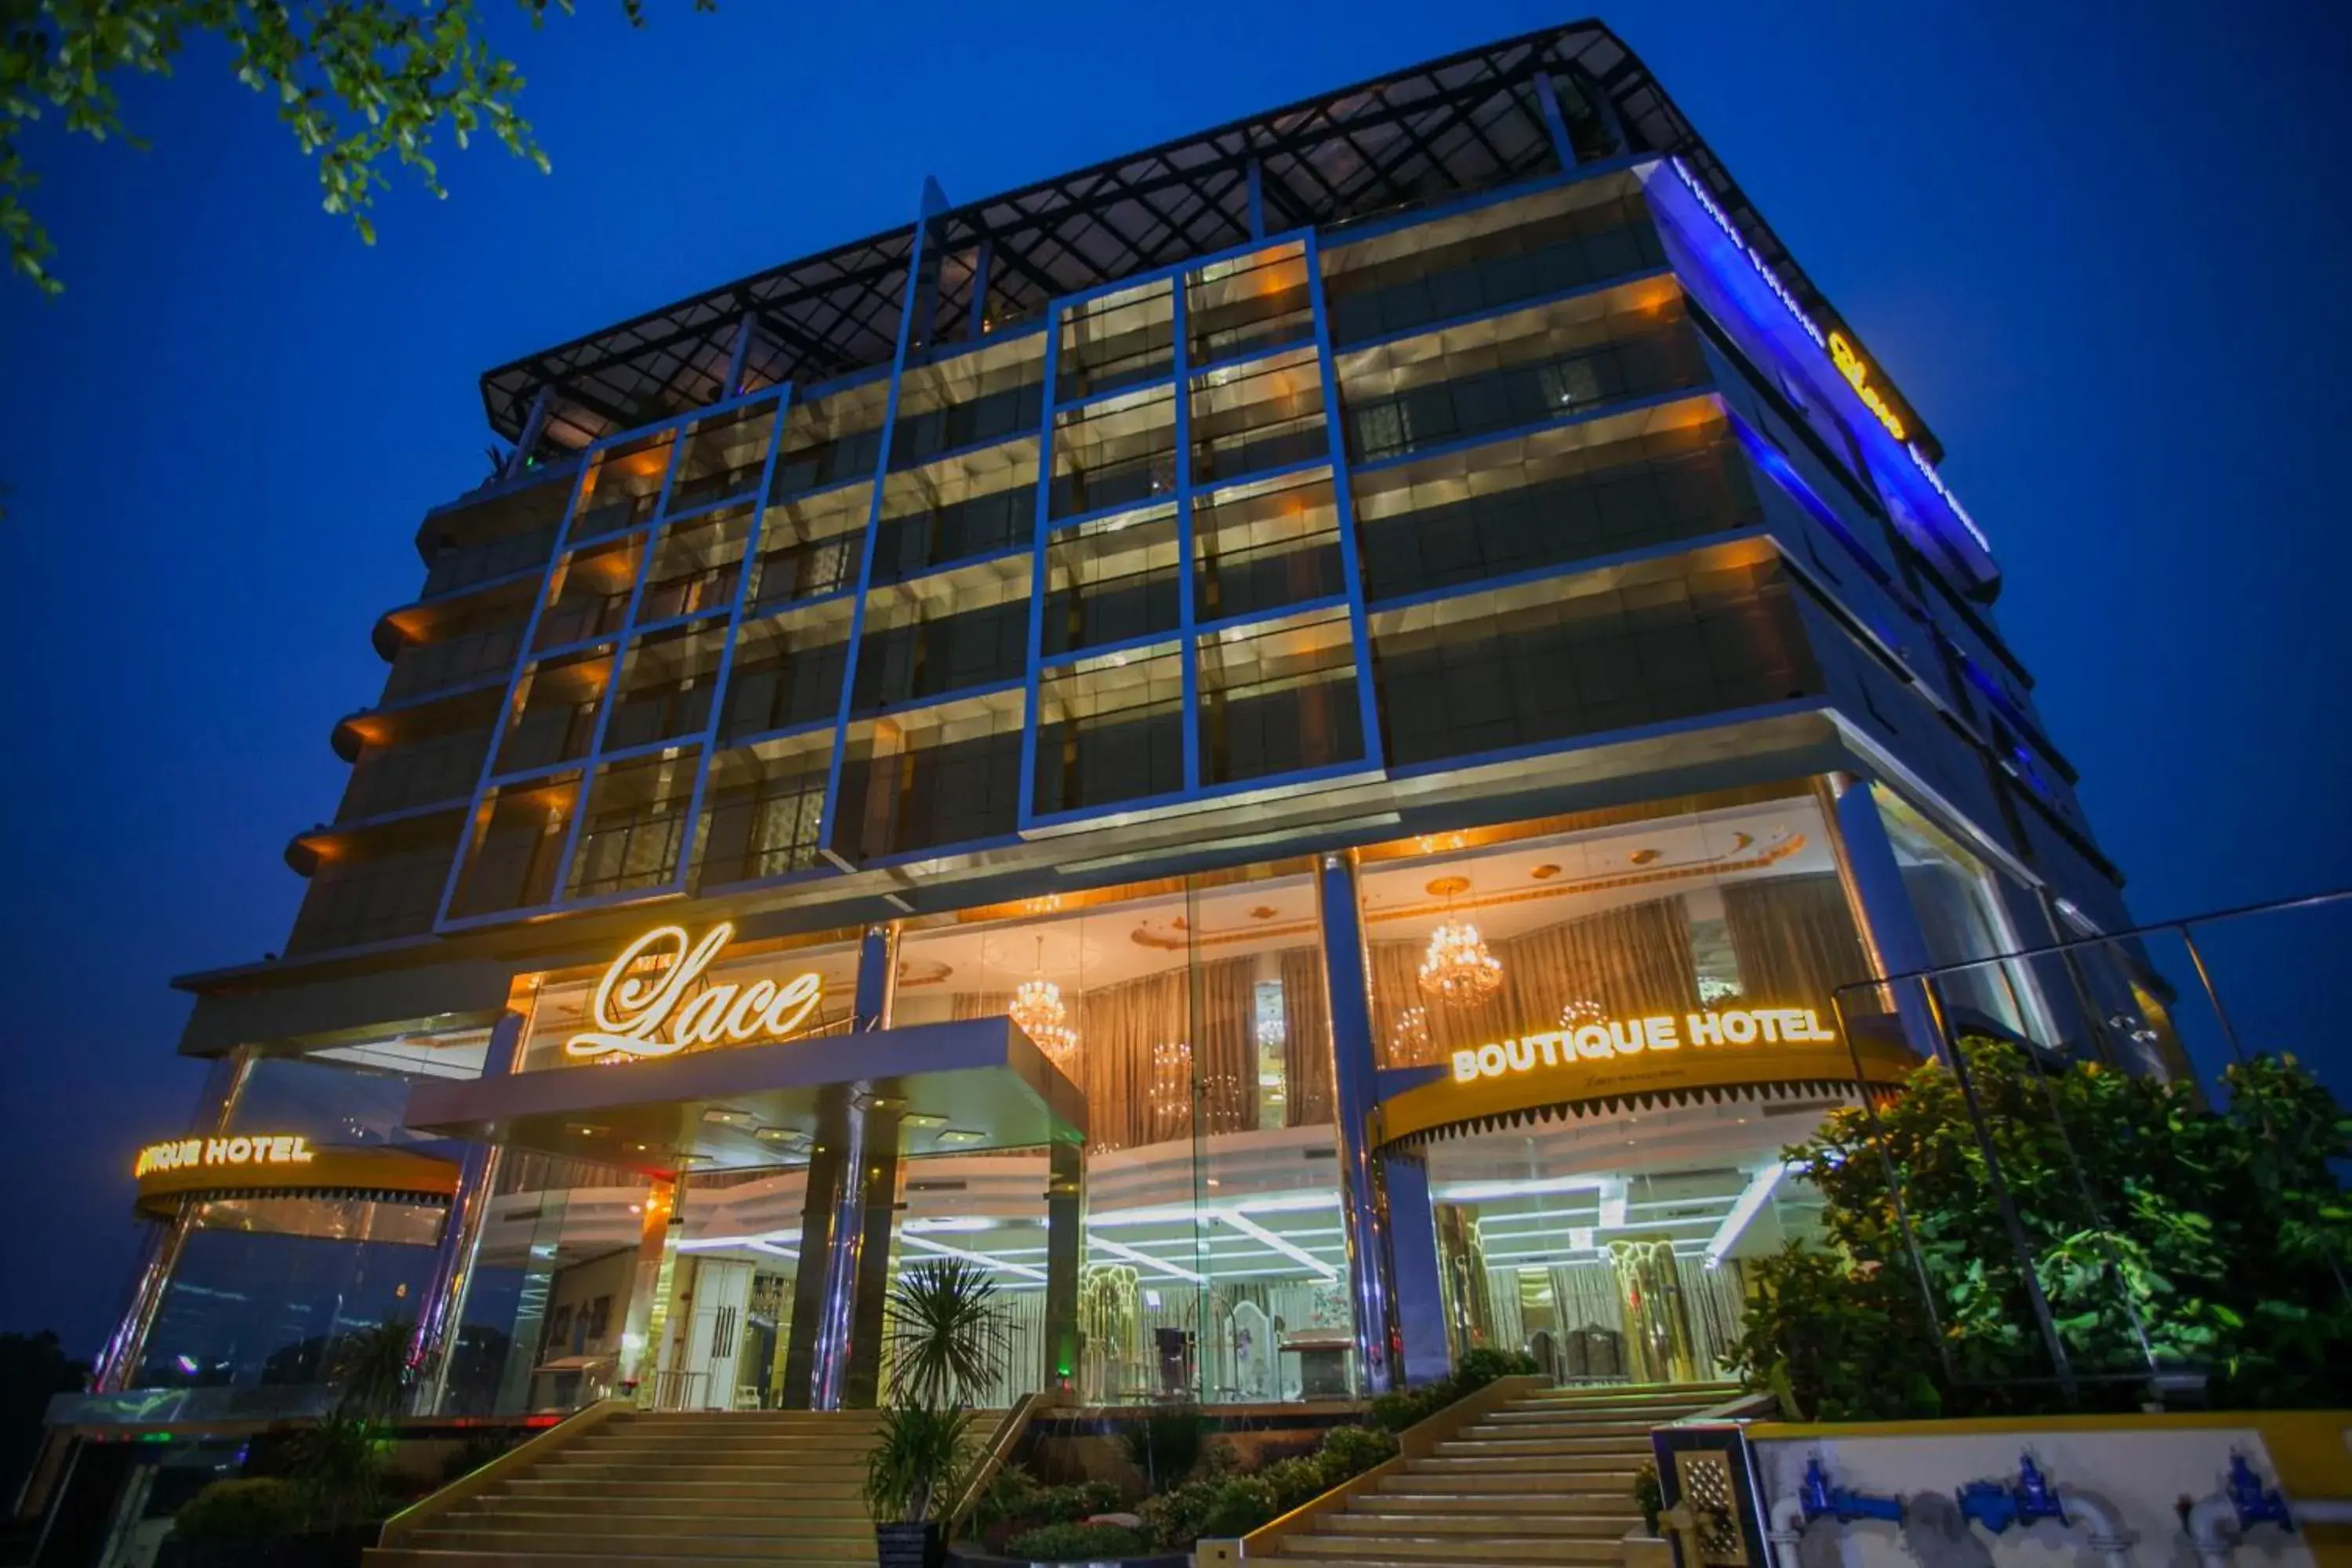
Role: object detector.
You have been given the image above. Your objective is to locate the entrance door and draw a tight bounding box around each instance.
[681,1258,754,1410]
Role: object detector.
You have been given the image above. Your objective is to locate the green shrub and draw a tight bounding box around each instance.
[1370,1348,1538,1432]
[1315,1423,1397,1484]
[1633,1461,1663,1537]
[171,1478,304,1543]
[1256,1456,1327,1514]
[1193,1475,1278,1539]
[1006,1520,1148,1561]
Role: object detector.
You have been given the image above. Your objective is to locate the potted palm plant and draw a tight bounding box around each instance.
[863,1259,1011,1568]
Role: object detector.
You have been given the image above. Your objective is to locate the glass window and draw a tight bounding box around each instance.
[1875,788,2044,1040]
[1359,793,1866,1069]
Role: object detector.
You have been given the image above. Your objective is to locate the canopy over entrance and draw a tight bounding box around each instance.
[404,1015,1086,1178]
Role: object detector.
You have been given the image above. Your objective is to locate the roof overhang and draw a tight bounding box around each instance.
[404,1015,1085,1178]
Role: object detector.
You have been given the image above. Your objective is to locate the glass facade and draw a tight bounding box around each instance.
[122,24,2141,1437]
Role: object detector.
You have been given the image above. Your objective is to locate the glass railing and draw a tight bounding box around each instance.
[420,525,557,599]
[380,626,520,704]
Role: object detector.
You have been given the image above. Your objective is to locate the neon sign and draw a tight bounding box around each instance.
[1667,158,1991,557]
[1670,157,1824,349]
[134,1134,316,1180]
[1449,1007,1838,1086]
[566,920,824,1060]
[1829,332,1907,442]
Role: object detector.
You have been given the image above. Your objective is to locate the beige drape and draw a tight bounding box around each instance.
[1370,897,1704,1068]
[1278,947,1334,1127]
[1719,874,1870,1018]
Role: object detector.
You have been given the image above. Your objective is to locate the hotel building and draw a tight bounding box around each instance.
[89,20,2150,1432]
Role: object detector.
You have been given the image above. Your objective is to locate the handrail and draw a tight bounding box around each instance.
[376,1397,630,1548]
[947,1388,1062,1535]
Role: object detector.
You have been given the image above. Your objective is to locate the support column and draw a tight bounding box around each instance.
[1378,1149,1454,1386]
[408,1010,524,1413]
[91,1048,256,1392]
[1042,1138,1084,1392]
[1313,851,1400,1392]
[812,924,901,1409]
[781,1102,849,1410]
[1815,772,1945,1059]
[616,1175,685,1396]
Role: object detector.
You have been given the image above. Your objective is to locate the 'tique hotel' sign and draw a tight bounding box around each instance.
[566,921,825,1061]
[134,1134,317,1180]
[1449,1007,1838,1085]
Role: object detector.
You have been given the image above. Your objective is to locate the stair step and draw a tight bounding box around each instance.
[1406,1456,1641,1476]
[1353,1493,1639,1516]
[1322,1513,1631,1539]
[408,1528,863,1560]
[1432,1437,1647,1457]
[1482,1404,1710,1425]
[434,1511,872,1541]
[500,1479,865,1509]
[1266,1534,1621,1563]
[368,1554,874,1568]
[573,1436,877,1456]
[1517,1385,1737,1404]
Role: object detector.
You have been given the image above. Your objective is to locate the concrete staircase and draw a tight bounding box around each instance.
[366,1409,884,1568]
[1255,1382,1737,1568]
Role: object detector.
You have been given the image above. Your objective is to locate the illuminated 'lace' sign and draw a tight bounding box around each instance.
[1450,1007,1837,1085]
[566,921,823,1060]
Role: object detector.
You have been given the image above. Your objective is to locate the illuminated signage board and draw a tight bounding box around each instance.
[567,920,824,1061]
[1666,157,1991,557]
[133,1134,316,1180]
[1449,1007,1838,1086]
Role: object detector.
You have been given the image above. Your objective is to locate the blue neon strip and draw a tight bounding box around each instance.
[1303,226,1386,780]
[649,382,799,902]
[815,186,945,872]
[432,434,601,930]
[1014,303,1061,834]
[1172,279,1202,793]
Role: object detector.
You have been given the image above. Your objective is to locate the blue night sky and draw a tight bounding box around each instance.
[3,0,2348,1351]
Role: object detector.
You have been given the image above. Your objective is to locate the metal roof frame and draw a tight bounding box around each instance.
[480,20,1942,463]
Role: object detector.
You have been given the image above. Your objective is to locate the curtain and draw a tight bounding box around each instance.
[1279,947,1334,1127]
[1719,874,1870,1018]
[1195,957,1257,1136]
[1370,896,1703,1066]
[950,990,1014,1021]
[1076,970,1189,1150]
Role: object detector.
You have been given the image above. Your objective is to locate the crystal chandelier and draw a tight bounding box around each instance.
[1418,915,1502,1007]
[1390,1005,1430,1059]
[1009,935,1078,1068]
[1149,1038,1193,1123]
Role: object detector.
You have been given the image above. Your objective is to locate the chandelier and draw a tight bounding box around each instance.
[1149,1038,1193,1122]
[1010,936,1078,1069]
[1390,1005,1430,1059]
[1420,920,1502,1005]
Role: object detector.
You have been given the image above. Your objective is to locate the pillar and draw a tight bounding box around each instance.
[617,1175,686,1397]
[811,924,900,1409]
[780,1103,849,1410]
[1042,1137,1084,1392]
[91,1047,257,1392]
[1313,851,1402,1392]
[1379,1149,1455,1386]
[1814,773,1946,1061]
[408,1010,524,1413]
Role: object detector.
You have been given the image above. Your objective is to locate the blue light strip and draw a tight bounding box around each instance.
[814,181,946,872]
[659,386,798,901]
[1305,227,1388,779]
[1013,303,1062,834]
[1665,156,1992,560]
[1171,278,1202,793]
